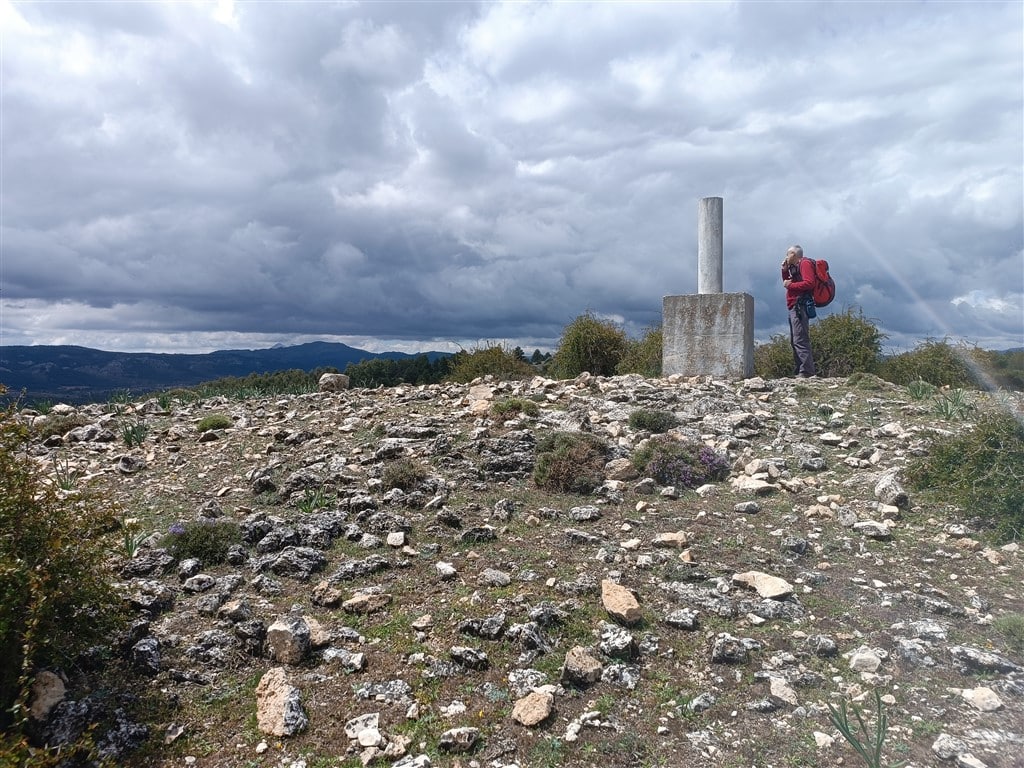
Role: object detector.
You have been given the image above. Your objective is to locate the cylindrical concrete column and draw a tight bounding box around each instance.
[697,196,723,294]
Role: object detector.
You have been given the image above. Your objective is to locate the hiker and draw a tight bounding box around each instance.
[781,244,817,378]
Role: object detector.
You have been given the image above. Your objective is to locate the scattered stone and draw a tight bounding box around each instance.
[562,646,603,685]
[731,571,794,600]
[29,670,66,722]
[959,687,1003,712]
[254,668,308,737]
[601,579,642,625]
[438,726,480,753]
[511,689,554,726]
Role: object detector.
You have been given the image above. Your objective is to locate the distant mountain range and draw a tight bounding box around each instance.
[0,342,448,404]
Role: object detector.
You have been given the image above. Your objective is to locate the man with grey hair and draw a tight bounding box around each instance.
[781,245,817,378]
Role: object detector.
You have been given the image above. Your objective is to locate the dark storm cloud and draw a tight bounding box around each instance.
[2,0,1020,354]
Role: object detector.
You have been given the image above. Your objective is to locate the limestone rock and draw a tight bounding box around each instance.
[511,689,554,726]
[255,667,308,737]
[318,373,350,392]
[731,571,794,600]
[266,615,311,664]
[29,670,66,722]
[601,579,642,625]
[959,686,1003,712]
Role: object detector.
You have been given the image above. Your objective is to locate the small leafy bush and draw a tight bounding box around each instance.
[631,436,730,489]
[533,431,609,494]
[381,458,428,492]
[628,408,678,434]
[905,409,1024,542]
[616,325,663,377]
[446,344,535,383]
[163,519,242,565]
[879,338,978,388]
[755,307,885,379]
[197,413,233,433]
[492,397,540,418]
[0,397,122,741]
[551,311,629,379]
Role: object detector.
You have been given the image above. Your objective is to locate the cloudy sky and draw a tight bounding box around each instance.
[2,0,1022,357]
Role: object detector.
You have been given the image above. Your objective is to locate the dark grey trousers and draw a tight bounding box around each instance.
[788,305,816,376]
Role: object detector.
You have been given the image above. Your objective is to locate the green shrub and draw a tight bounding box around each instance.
[533,431,609,494]
[197,413,233,432]
[381,457,428,492]
[754,307,885,379]
[628,408,678,434]
[879,339,978,388]
[31,412,92,441]
[163,519,242,565]
[446,344,535,384]
[551,311,629,379]
[811,308,885,378]
[753,334,797,379]
[905,409,1024,542]
[492,397,540,418]
[616,326,663,377]
[631,435,730,489]
[0,398,122,738]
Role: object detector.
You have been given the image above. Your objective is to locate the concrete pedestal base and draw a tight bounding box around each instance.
[662,293,754,378]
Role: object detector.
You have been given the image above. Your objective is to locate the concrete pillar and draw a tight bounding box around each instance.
[697,197,723,294]
[661,195,754,378]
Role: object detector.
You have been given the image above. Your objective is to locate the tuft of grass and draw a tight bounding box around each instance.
[297,486,336,514]
[827,689,905,768]
[163,519,242,565]
[381,457,428,492]
[120,418,149,446]
[930,388,975,420]
[196,413,233,433]
[628,408,678,434]
[532,431,608,494]
[993,613,1024,654]
[906,379,937,401]
[491,397,540,418]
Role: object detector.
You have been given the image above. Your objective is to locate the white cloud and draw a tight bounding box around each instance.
[1,0,1020,356]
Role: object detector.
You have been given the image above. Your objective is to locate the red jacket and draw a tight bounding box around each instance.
[782,259,816,309]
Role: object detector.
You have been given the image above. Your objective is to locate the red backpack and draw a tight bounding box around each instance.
[807,258,835,308]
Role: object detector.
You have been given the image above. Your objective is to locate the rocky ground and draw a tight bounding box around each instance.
[21,373,1024,768]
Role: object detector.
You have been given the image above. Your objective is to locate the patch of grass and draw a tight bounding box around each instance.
[930,388,976,420]
[120,418,149,446]
[491,397,540,418]
[196,413,233,433]
[993,612,1024,654]
[381,457,428,492]
[905,379,937,401]
[532,431,608,494]
[628,408,678,434]
[163,519,242,565]
[297,485,336,513]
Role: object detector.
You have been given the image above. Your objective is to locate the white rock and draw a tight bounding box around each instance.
[960,687,1003,712]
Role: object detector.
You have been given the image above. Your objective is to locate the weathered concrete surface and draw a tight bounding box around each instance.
[662,293,754,378]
